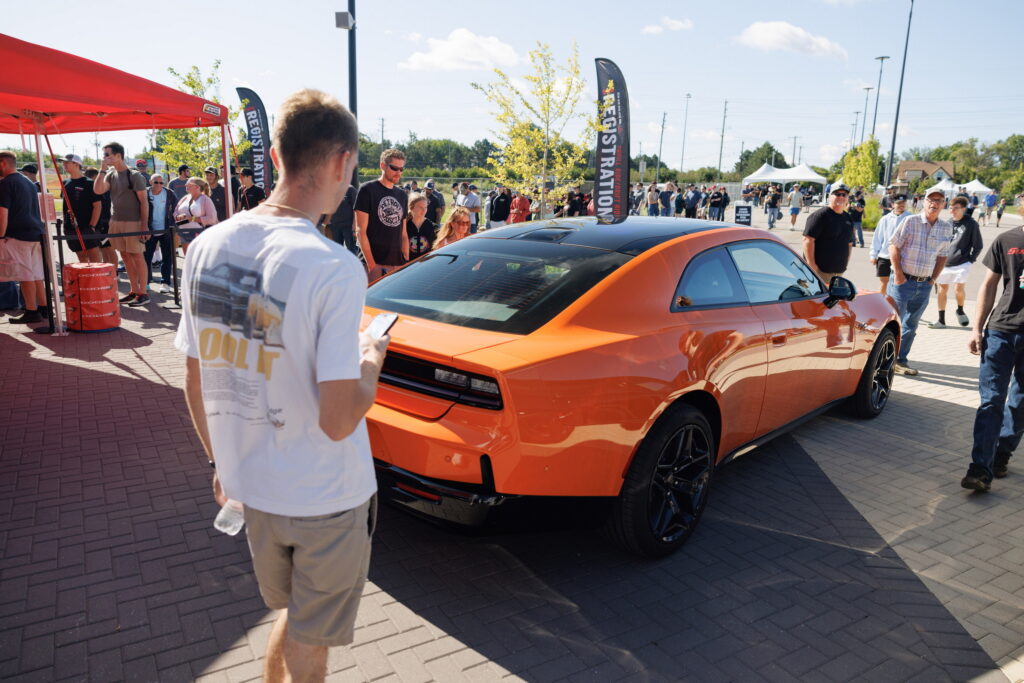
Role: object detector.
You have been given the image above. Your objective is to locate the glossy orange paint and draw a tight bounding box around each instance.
[364,227,898,498]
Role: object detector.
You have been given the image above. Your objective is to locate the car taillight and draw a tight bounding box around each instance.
[380,352,504,410]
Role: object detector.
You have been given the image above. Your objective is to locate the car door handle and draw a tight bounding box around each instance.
[771,334,787,345]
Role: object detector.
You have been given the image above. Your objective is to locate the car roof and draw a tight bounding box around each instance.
[474,216,731,256]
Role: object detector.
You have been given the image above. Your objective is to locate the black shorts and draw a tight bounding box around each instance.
[66,225,104,253]
[875,257,892,278]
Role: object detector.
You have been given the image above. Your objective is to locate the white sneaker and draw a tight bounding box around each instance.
[160,284,173,294]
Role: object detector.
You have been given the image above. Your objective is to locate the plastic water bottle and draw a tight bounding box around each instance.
[214,499,245,536]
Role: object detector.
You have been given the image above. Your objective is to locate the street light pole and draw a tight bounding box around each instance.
[885,0,913,187]
[861,87,873,143]
[336,2,357,186]
[679,93,691,176]
[871,56,889,139]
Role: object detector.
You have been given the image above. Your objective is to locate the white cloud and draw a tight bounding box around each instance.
[694,128,722,141]
[403,32,422,43]
[398,29,520,71]
[736,21,847,60]
[642,16,694,34]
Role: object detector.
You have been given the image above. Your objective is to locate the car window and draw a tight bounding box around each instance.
[672,247,747,310]
[365,239,631,334]
[727,241,823,303]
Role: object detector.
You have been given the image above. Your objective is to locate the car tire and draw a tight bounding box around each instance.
[848,328,897,419]
[606,403,714,558]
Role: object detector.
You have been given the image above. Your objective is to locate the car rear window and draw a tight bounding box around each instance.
[365,239,631,334]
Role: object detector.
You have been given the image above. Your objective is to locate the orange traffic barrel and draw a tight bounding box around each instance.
[63,263,121,333]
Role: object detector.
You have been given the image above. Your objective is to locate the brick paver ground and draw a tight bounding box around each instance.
[2,207,1022,682]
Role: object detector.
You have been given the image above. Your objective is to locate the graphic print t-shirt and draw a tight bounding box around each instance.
[355,180,408,265]
[174,213,375,517]
[982,228,1024,333]
[406,217,436,259]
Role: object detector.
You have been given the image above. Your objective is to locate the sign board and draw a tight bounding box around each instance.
[734,203,752,226]
[638,160,647,175]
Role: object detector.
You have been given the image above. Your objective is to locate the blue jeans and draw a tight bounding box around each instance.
[887,279,932,363]
[660,206,672,217]
[767,207,777,229]
[144,230,173,284]
[709,207,721,221]
[971,329,1024,477]
[851,221,864,246]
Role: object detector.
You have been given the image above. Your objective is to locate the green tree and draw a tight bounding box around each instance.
[841,137,881,192]
[733,141,790,176]
[472,42,596,215]
[153,61,250,176]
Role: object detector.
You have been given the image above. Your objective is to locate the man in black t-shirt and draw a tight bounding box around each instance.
[848,190,866,247]
[963,194,1024,491]
[0,150,46,323]
[490,185,511,228]
[205,167,227,221]
[61,154,103,262]
[355,148,409,282]
[802,184,853,283]
[423,179,445,225]
[328,185,358,256]
[236,168,266,211]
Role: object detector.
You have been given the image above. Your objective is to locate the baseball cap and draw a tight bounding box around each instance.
[135,159,147,168]
[204,166,218,175]
[925,188,945,199]
[830,183,850,195]
[62,153,83,166]
[893,194,908,202]
[19,163,37,174]
[468,183,478,190]
[178,164,190,173]
[425,180,435,189]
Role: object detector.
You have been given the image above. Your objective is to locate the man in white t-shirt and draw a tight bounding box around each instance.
[787,183,803,229]
[456,182,482,233]
[175,89,388,683]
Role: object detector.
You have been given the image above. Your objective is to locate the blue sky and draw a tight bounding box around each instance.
[5,0,1022,175]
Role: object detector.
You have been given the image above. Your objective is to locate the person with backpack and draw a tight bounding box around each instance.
[93,141,150,306]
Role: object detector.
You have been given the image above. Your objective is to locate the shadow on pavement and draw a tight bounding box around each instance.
[369,436,1006,682]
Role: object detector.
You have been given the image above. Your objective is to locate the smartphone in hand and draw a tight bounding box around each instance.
[366,312,398,340]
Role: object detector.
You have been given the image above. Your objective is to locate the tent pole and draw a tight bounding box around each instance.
[33,122,67,336]
[222,125,234,218]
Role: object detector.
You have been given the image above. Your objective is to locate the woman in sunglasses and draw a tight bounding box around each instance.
[433,206,472,250]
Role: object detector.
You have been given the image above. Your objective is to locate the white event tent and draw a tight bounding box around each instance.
[741,162,779,185]
[964,178,994,195]
[925,177,957,197]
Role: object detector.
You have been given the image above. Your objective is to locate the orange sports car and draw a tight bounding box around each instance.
[362,217,899,557]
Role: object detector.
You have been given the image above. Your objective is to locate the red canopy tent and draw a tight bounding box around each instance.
[0,33,234,334]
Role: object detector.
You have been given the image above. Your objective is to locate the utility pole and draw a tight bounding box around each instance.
[798,145,803,164]
[861,87,874,143]
[93,133,100,163]
[639,142,643,183]
[789,136,799,166]
[379,117,385,154]
[656,112,666,184]
[851,112,860,149]
[716,100,727,181]
[871,56,889,139]
[885,0,914,187]
[679,93,691,175]
[740,140,745,160]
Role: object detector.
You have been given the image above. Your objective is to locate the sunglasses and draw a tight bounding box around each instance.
[385,163,405,173]
[833,193,849,198]
[151,180,163,184]
[453,219,470,225]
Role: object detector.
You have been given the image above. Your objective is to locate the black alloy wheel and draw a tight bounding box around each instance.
[849,328,897,418]
[648,424,712,544]
[607,404,715,558]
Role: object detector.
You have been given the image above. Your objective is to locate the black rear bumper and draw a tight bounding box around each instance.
[373,458,516,526]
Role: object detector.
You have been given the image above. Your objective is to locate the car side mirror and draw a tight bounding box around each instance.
[824,276,856,308]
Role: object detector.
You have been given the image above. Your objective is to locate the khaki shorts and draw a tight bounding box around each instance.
[2,238,44,281]
[245,495,376,647]
[108,219,147,254]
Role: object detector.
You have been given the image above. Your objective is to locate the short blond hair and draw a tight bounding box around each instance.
[380,148,405,166]
[187,177,211,196]
[273,89,357,179]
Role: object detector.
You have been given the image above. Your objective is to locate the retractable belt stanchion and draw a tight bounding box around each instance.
[33,232,56,335]
[55,218,65,279]
[160,224,189,311]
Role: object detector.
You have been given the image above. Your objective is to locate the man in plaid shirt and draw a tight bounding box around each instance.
[888,188,954,376]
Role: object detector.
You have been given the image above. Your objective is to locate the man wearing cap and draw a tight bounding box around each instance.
[168,164,190,200]
[61,154,102,263]
[803,184,853,285]
[134,159,151,186]
[962,194,1024,491]
[237,168,267,211]
[19,164,41,192]
[887,188,954,376]
[870,193,910,292]
[456,182,481,234]
[205,167,228,222]
[787,183,803,229]
[94,142,150,305]
[423,179,444,225]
